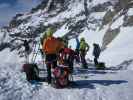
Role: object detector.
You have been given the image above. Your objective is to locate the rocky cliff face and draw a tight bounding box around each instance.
[0,0,133,54]
[102,0,133,49]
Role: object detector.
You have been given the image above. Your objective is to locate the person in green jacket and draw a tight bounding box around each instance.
[79,37,89,68]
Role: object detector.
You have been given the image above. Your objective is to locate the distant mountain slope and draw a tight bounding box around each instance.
[0,0,133,66]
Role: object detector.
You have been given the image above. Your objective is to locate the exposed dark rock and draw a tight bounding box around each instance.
[123,16,133,26]
[102,10,116,26]
[102,27,120,49]
[0,43,11,51]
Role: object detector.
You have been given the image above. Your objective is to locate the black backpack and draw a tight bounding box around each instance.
[96,62,106,70]
[23,63,39,81]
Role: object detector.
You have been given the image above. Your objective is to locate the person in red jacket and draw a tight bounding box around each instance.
[59,47,76,73]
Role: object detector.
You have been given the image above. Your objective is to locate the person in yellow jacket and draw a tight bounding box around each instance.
[42,28,64,84]
[79,37,89,68]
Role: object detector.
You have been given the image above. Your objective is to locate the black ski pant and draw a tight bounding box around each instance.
[45,54,57,83]
[94,57,99,65]
[80,50,87,68]
[68,58,74,73]
[63,56,74,73]
[75,49,80,63]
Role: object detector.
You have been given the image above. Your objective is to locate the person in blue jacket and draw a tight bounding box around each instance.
[76,37,80,51]
[75,37,80,63]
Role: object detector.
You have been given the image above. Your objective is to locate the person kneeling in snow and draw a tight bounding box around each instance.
[59,47,76,73]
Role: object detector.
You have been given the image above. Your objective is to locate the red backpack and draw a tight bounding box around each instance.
[59,48,75,66]
[51,48,75,88]
[52,66,70,88]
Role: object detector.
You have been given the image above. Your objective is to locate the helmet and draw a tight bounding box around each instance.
[46,27,54,37]
[62,36,68,41]
[80,37,85,41]
[93,43,98,47]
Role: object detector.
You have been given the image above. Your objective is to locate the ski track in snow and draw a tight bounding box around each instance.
[0,62,133,100]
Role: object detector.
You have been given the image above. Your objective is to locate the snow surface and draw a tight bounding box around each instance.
[127,8,133,16]
[1,36,133,100]
[0,54,133,100]
[0,49,22,65]
[111,16,124,30]
[53,24,70,38]
[68,38,77,50]
[89,12,106,20]
[92,0,110,6]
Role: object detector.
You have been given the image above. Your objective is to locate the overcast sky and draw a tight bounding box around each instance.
[0,0,43,27]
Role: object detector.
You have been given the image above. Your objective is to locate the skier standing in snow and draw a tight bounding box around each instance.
[42,28,64,84]
[62,36,69,48]
[79,37,89,68]
[93,43,101,65]
[23,39,31,63]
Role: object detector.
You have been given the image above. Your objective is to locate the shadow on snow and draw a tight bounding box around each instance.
[73,68,117,75]
[71,79,128,89]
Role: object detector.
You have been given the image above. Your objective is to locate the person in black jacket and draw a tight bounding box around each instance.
[93,43,101,65]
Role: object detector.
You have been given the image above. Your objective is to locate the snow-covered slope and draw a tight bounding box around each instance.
[100,27,133,66]
[0,0,133,67]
